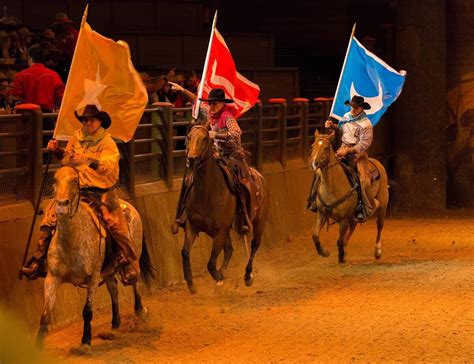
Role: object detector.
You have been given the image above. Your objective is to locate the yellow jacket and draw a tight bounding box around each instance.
[62,128,120,188]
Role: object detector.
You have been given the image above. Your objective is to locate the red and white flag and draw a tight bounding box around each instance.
[193,16,260,119]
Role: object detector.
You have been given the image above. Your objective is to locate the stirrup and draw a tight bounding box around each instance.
[120,264,138,285]
[19,259,46,280]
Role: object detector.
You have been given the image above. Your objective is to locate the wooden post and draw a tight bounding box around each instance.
[301,101,309,161]
[15,104,42,203]
[256,102,263,172]
[165,106,174,188]
[280,102,287,167]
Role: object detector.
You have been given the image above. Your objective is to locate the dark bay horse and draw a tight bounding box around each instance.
[181,125,270,293]
[308,131,389,263]
[36,166,155,351]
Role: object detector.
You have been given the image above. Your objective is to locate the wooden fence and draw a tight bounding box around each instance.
[0,98,332,205]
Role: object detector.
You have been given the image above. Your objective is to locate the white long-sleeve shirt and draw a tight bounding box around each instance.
[339,111,373,153]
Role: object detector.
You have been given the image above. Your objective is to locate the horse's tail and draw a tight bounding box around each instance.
[139,236,156,287]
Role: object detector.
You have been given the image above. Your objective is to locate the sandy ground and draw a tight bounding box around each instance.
[41,215,473,363]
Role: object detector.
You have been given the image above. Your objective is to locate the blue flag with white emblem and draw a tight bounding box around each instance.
[331,36,406,126]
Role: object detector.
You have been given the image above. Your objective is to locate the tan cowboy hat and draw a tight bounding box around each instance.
[42,28,55,40]
[74,104,112,129]
[52,12,73,26]
[17,27,34,37]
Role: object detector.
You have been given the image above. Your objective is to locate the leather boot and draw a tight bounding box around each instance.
[19,227,53,280]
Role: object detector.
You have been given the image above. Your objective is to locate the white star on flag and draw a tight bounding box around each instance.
[76,69,107,111]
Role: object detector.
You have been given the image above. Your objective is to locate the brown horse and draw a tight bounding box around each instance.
[308,131,389,263]
[36,166,155,351]
[181,125,270,293]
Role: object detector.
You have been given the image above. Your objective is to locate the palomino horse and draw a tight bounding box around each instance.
[36,166,155,351]
[308,131,389,263]
[181,125,270,293]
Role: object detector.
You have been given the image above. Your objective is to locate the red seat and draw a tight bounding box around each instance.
[292,97,309,103]
[267,98,286,104]
[15,103,41,111]
[313,97,329,102]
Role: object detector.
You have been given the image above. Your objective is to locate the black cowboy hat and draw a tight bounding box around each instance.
[199,88,234,103]
[74,104,112,129]
[344,95,371,110]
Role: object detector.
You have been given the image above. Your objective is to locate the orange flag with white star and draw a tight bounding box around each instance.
[54,5,147,142]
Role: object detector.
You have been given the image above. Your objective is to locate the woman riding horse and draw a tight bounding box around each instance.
[325,95,379,221]
[171,87,253,235]
[20,104,138,285]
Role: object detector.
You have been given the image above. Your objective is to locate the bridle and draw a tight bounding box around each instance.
[55,167,81,219]
[311,136,338,171]
[186,125,214,169]
[309,136,358,214]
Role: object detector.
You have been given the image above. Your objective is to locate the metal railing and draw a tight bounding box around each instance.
[0,98,331,205]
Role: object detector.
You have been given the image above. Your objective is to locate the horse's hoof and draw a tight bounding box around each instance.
[187,284,197,294]
[316,245,330,258]
[375,250,382,260]
[98,332,116,340]
[218,269,227,279]
[244,274,254,287]
[70,344,92,356]
[135,307,149,321]
[216,280,224,286]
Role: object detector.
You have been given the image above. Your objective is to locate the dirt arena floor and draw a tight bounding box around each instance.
[42,214,473,363]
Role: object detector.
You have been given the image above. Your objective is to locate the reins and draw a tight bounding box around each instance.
[311,137,358,215]
[186,125,214,169]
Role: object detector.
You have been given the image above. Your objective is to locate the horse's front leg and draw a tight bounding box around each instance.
[337,219,350,264]
[208,233,226,284]
[219,235,233,279]
[312,211,329,257]
[181,226,197,294]
[36,274,61,349]
[81,278,99,349]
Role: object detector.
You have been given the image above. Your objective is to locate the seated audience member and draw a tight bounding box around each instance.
[0,30,11,60]
[51,12,78,81]
[16,27,34,64]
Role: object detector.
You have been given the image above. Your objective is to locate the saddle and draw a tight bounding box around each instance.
[214,154,263,222]
[80,196,133,273]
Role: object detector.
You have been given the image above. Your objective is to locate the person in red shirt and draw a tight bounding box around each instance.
[10,44,64,112]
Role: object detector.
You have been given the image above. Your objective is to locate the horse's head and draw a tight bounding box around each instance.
[186,125,213,168]
[310,130,335,171]
[54,166,80,217]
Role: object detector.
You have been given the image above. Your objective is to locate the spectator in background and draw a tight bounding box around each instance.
[51,12,78,82]
[40,28,59,69]
[173,69,200,108]
[140,72,160,105]
[10,44,64,113]
[8,31,22,64]
[0,30,11,60]
[0,73,13,113]
[16,27,34,64]
[183,69,200,95]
